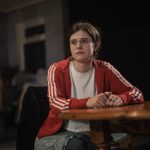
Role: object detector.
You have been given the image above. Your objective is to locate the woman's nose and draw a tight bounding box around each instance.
[76,41,82,47]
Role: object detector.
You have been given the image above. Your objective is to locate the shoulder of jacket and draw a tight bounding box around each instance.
[94,59,113,69]
[49,59,69,71]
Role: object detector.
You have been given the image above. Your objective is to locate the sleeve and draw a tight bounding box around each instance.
[105,62,144,105]
[47,64,88,111]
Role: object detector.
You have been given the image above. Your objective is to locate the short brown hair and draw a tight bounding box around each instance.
[68,21,101,56]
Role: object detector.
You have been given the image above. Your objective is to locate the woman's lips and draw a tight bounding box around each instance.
[75,51,84,54]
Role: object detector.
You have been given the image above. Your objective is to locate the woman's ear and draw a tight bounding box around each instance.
[95,41,101,50]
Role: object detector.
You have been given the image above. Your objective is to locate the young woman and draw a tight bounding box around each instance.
[34,22,144,150]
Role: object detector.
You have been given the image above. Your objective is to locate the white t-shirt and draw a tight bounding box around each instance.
[64,62,96,132]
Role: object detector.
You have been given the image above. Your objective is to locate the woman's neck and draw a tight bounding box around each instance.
[72,60,93,73]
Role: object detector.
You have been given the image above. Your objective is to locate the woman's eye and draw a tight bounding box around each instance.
[70,39,90,46]
[70,41,76,45]
[81,39,88,44]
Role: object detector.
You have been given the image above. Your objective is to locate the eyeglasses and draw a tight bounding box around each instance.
[70,38,91,46]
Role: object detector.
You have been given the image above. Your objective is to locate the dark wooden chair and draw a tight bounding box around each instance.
[16,86,132,150]
[16,86,49,150]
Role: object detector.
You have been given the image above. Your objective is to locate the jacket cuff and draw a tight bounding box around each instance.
[70,98,89,109]
[118,94,128,104]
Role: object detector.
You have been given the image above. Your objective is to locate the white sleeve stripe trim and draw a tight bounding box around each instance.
[50,65,67,103]
[48,65,70,109]
[129,87,142,97]
[51,103,69,110]
[133,93,142,102]
[49,98,70,107]
[104,62,133,87]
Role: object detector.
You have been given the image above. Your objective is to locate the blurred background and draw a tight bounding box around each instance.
[0,0,149,149]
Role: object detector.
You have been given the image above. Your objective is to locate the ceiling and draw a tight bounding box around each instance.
[0,0,46,13]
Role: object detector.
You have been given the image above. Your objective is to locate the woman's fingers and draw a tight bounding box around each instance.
[92,93,123,108]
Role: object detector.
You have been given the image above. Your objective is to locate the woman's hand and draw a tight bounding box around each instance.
[86,92,111,108]
[86,92,123,108]
[105,94,124,107]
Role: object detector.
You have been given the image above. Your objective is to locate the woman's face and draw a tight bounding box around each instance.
[70,30,95,63]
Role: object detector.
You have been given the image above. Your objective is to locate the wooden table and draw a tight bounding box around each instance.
[60,101,150,150]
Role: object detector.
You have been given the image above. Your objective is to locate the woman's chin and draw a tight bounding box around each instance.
[74,57,90,63]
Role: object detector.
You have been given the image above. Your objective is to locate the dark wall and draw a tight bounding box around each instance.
[0,13,8,67]
[68,0,150,99]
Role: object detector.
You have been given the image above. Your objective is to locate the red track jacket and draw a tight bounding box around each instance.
[37,57,144,138]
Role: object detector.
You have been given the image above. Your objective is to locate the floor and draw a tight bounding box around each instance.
[132,134,150,150]
[0,133,150,150]
[0,125,17,150]
[0,140,16,150]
